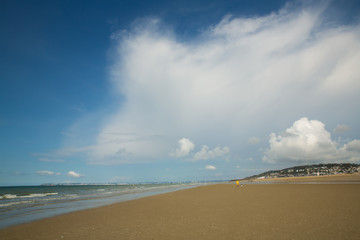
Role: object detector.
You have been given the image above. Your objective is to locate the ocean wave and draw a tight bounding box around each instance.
[0,200,33,207]
[0,193,58,200]
[0,194,79,209]
[1,194,18,200]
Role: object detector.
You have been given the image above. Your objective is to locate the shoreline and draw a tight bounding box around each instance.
[0,183,210,230]
[1,177,359,240]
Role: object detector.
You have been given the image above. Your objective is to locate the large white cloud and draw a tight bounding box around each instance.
[68,2,360,165]
[170,138,195,157]
[263,117,360,163]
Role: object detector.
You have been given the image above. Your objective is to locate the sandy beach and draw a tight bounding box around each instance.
[1,178,360,240]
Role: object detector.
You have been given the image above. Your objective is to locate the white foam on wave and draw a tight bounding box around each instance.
[1,194,18,199]
[0,200,33,207]
[0,193,80,209]
[28,193,58,198]
[0,192,58,200]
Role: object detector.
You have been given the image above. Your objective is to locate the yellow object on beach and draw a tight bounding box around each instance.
[236,180,239,186]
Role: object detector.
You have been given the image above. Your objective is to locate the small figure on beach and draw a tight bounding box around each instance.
[236,181,244,187]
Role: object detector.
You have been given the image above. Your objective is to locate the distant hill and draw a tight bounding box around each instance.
[238,163,360,181]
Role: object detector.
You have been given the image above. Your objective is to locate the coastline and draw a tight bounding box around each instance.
[246,173,360,183]
[0,183,208,229]
[1,177,359,240]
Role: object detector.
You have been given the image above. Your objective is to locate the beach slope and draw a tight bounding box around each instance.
[1,183,359,240]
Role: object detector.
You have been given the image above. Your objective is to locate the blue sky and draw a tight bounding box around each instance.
[1,0,360,186]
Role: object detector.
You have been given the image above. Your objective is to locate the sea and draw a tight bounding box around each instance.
[0,182,207,229]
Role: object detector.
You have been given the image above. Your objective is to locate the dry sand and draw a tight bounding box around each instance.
[1,179,360,239]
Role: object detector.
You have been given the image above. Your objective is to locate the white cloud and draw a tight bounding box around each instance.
[61,2,360,165]
[67,171,84,178]
[263,117,360,163]
[205,165,217,170]
[333,124,350,134]
[170,138,195,157]
[169,138,229,161]
[36,170,54,176]
[193,145,230,161]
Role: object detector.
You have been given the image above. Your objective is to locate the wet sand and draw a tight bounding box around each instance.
[1,180,359,239]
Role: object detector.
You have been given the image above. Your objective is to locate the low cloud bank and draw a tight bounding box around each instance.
[263,117,360,164]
